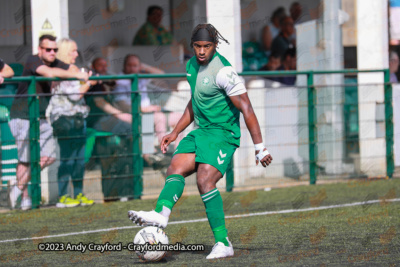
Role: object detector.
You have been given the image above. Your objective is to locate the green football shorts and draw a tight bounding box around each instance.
[173,128,238,175]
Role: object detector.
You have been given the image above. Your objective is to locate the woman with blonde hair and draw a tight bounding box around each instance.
[48,38,96,208]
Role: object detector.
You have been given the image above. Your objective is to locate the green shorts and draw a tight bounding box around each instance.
[173,128,238,175]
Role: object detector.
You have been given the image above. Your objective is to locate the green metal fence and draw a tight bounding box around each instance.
[0,69,393,209]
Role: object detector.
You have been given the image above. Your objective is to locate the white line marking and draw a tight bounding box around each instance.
[0,198,399,244]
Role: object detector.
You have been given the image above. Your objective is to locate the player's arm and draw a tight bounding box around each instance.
[160,99,194,153]
[217,66,272,167]
[229,93,272,167]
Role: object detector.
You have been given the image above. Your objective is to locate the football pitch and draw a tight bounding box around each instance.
[0,178,399,266]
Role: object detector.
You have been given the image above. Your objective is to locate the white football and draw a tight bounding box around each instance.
[133,226,169,262]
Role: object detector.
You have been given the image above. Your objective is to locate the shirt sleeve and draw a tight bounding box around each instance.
[26,55,44,75]
[216,66,247,96]
[53,58,70,70]
[113,79,131,102]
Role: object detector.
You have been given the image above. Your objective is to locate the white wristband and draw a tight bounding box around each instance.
[256,149,270,161]
[254,143,264,151]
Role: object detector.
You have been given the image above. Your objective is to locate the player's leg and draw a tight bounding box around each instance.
[128,153,196,228]
[197,163,234,259]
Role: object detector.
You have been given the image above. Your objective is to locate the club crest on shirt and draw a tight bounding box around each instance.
[202,77,210,85]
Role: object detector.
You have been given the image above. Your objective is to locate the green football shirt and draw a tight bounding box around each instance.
[186,52,246,146]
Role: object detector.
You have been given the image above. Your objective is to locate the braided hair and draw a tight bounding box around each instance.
[190,24,229,48]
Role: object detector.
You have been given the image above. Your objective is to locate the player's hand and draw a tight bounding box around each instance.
[255,148,273,167]
[0,75,4,84]
[160,132,178,154]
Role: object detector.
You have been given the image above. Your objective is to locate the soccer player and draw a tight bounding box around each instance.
[128,24,273,259]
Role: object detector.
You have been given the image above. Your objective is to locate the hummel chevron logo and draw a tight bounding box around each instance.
[173,194,178,202]
[218,150,226,165]
[227,71,236,85]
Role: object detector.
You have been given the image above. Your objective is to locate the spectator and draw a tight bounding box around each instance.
[290,2,303,24]
[113,54,183,167]
[132,5,173,45]
[261,7,287,54]
[390,51,399,83]
[0,58,15,84]
[259,52,281,71]
[88,57,135,200]
[271,48,297,85]
[92,57,116,87]
[87,58,132,137]
[289,2,303,44]
[271,16,295,59]
[48,38,97,208]
[8,34,88,210]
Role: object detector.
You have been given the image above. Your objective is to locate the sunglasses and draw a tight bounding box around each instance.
[41,47,58,53]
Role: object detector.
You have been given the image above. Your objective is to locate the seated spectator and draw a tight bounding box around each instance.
[8,34,88,210]
[86,58,131,136]
[0,58,15,84]
[271,48,297,85]
[132,5,173,45]
[114,54,183,166]
[390,51,399,83]
[48,38,97,208]
[271,16,295,59]
[259,52,281,72]
[261,7,286,55]
[91,57,116,87]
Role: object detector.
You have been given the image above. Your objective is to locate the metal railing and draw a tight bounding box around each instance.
[0,69,393,209]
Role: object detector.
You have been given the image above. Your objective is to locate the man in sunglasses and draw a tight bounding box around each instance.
[8,34,89,210]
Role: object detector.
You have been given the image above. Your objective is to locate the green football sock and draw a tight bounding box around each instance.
[201,188,229,247]
[155,174,185,213]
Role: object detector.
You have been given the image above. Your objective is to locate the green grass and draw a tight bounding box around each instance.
[0,178,399,266]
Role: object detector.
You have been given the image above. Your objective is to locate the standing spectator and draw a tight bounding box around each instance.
[48,38,96,208]
[0,59,14,84]
[290,2,303,24]
[271,16,295,59]
[390,51,399,83]
[8,35,88,210]
[132,5,173,45]
[261,7,287,54]
[113,54,183,167]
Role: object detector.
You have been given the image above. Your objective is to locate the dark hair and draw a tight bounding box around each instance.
[271,7,286,23]
[123,54,140,72]
[147,5,162,16]
[39,34,56,45]
[269,52,281,60]
[190,24,229,48]
[284,48,296,59]
[92,57,106,66]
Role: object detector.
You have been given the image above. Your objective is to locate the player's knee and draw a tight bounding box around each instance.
[166,164,185,177]
[196,177,214,194]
